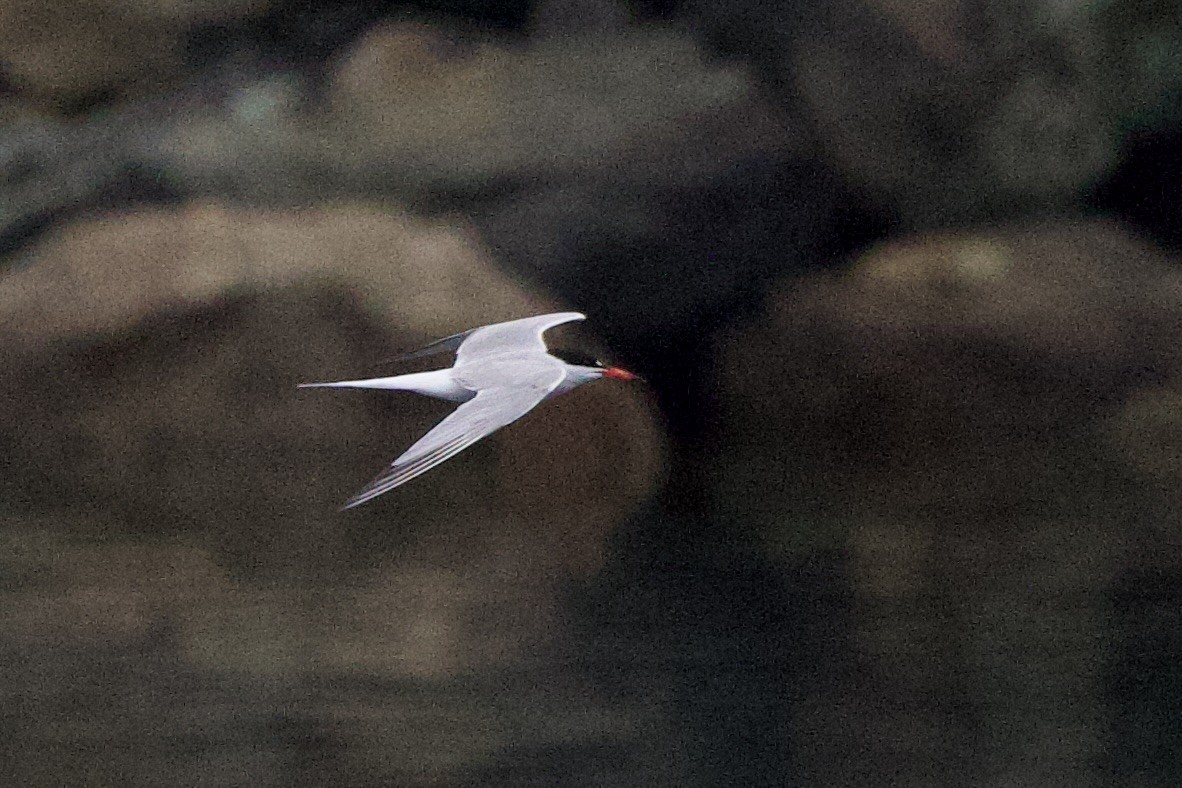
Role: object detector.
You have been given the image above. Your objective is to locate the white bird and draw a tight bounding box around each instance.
[299,311,639,509]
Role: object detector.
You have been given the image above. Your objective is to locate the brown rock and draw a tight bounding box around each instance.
[0,522,677,783]
[0,0,270,108]
[162,23,752,194]
[787,0,1120,224]
[0,202,663,671]
[0,203,667,782]
[329,22,506,168]
[713,220,1180,525]
[710,219,1180,783]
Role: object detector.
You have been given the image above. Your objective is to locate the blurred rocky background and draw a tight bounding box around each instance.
[1,0,1181,785]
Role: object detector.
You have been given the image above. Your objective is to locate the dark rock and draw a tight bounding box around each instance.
[707,219,1182,782]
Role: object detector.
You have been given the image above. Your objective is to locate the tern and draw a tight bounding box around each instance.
[300,311,639,509]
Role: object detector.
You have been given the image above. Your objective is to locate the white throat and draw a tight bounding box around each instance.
[550,364,604,397]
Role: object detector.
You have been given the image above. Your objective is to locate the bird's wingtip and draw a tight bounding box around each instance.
[339,491,370,510]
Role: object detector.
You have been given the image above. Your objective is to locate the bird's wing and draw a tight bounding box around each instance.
[373,328,477,366]
[341,367,566,509]
[455,312,584,365]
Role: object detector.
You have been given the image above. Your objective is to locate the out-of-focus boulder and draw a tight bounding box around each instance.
[0,202,536,352]
[0,199,669,781]
[158,24,753,201]
[0,526,679,785]
[327,22,506,179]
[667,0,1182,228]
[0,0,271,109]
[328,23,751,182]
[791,0,1120,226]
[713,220,1182,529]
[0,201,663,666]
[0,21,782,284]
[708,219,1182,783]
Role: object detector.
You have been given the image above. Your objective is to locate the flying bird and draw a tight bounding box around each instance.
[299,312,639,509]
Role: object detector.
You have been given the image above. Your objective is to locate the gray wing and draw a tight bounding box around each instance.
[455,312,584,365]
[376,328,476,365]
[341,368,566,509]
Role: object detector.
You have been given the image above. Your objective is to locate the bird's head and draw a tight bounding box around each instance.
[551,349,642,383]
